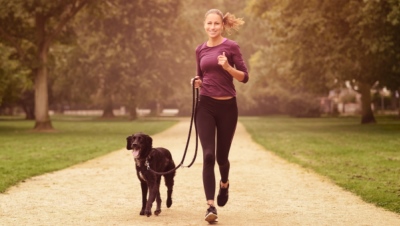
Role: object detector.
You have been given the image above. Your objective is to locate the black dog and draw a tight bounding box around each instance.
[126,132,176,217]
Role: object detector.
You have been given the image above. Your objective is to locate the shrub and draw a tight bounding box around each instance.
[285,94,321,117]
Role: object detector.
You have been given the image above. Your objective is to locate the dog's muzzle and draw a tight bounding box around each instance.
[131,143,140,158]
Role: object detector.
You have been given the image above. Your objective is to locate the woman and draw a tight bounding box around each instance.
[192,8,249,223]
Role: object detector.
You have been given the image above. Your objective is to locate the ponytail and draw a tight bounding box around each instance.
[223,12,245,34]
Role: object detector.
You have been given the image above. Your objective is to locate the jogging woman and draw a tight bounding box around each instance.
[192,8,249,223]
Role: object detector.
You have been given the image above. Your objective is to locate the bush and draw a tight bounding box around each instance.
[285,94,321,117]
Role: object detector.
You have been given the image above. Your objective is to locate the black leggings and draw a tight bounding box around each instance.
[195,95,238,201]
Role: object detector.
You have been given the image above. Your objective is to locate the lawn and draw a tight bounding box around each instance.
[240,116,400,213]
[1,115,399,214]
[0,116,177,193]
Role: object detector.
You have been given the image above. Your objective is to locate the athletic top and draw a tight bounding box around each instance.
[195,38,249,97]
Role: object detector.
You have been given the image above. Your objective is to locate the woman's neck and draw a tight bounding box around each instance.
[207,36,225,47]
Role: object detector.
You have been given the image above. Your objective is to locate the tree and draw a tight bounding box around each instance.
[0,0,93,130]
[245,0,337,116]
[50,44,99,112]
[0,44,35,118]
[335,0,398,123]
[67,0,195,119]
[246,0,400,122]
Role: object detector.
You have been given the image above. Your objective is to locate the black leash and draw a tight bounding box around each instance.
[146,78,199,175]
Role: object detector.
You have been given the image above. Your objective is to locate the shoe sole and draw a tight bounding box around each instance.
[205,213,218,223]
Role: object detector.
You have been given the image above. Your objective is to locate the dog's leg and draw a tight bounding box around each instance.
[154,176,162,216]
[164,161,176,208]
[139,180,148,216]
[145,181,158,217]
[164,171,175,208]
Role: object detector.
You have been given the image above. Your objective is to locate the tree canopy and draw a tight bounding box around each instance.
[1,0,399,127]
[246,0,400,122]
[0,0,93,129]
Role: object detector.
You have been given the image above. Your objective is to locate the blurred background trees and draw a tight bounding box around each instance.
[1,0,399,130]
[0,0,94,129]
[246,0,400,123]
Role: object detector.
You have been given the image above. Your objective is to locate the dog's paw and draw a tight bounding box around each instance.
[139,209,145,216]
[154,209,161,216]
[166,198,172,208]
[145,209,152,217]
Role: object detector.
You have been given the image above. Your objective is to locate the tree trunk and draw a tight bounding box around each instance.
[19,89,35,120]
[34,55,53,129]
[23,103,35,120]
[358,82,376,124]
[127,96,137,120]
[102,95,115,118]
[129,106,137,120]
[34,14,53,130]
[398,87,400,118]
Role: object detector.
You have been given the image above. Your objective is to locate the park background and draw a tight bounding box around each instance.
[1,0,400,218]
[1,0,400,127]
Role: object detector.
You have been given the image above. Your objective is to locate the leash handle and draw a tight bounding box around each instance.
[191,77,201,89]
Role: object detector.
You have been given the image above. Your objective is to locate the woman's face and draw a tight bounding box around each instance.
[204,13,224,39]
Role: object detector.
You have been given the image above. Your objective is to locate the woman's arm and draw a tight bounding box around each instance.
[224,65,246,82]
[193,46,203,88]
[218,42,249,83]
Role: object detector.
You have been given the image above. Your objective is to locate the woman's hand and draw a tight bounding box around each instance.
[218,51,246,82]
[191,76,202,88]
[218,52,231,71]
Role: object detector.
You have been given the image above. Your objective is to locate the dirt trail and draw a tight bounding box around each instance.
[1,119,400,226]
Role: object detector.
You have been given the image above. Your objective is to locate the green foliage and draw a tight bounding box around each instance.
[0,0,94,129]
[285,93,321,117]
[0,44,32,108]
[0,116,177,193]
[0,0,200,121]
[241,116,400,213]
[0,0,88,67]
[2,0,398,122]
[245,0,400,121]
[51,0,196,117]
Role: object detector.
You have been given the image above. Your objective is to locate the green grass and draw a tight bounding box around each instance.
[240,116,400,214]
[0,116,177,193]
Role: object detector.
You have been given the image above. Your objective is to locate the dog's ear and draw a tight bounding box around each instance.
[126,136,133,150]
[145,134,153,149]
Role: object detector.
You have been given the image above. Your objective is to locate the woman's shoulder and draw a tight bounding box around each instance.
[196,42,207,52]
[223,39,240,47]
[222,39,242,54]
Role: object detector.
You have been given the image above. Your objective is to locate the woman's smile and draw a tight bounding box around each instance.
[204,14,223,38]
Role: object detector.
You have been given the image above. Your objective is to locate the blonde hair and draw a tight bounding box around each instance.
[204,9,245,35]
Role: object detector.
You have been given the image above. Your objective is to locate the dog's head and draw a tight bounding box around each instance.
[126,132,153,159]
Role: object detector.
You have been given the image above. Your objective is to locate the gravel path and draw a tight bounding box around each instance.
[1,119,400,226]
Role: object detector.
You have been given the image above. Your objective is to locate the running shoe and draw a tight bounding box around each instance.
[217,181,229,207]
[205,205,218,223]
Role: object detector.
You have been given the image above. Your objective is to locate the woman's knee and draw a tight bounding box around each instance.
[203,153,215,166]
[217,158,229,167]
